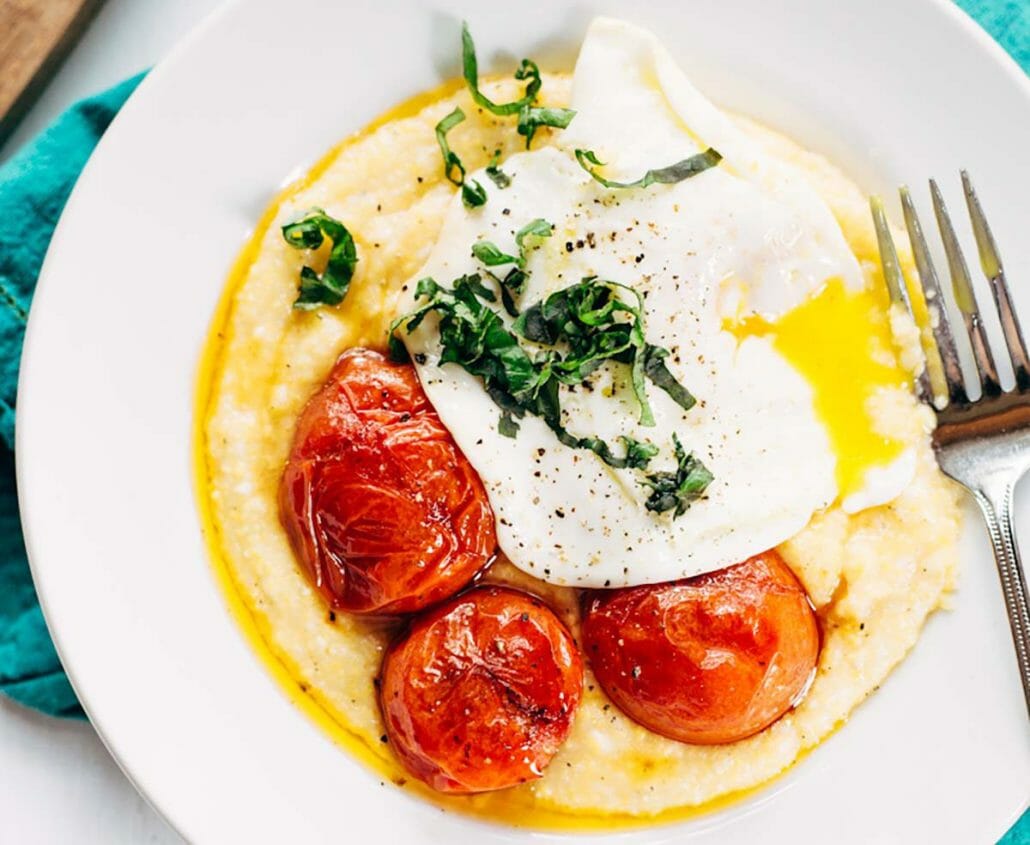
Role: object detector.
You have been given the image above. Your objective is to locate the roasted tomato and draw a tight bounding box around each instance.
[279,347,496,615]
[380,586,583,793]
[582,551,819,745]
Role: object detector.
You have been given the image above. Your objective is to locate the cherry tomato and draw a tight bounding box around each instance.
[582,551,819,745]
[279,347,496,615]
[379,586,583,793]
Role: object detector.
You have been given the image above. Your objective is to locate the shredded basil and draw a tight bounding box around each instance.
[485,152,511,189]
[471,241,518,267]
[514,277,685,427]
[642,434,713,516]
[390,272,713,512]
[387,317,411,363]
[436,108,467,185]
[389,273,707,485]
[389,275,662,470]
[514,59,543,103]
[518,105,577,149]
[462,24,537,115]
[435,107,487,208]
[472,218,552,271]
[497,272,524,314]
[515,218,553,258]
[552,430,660,470]
[281,208,358,310]
[470,218,553,310]
[461,180,487,208]
[498,411,520,438]
[643,346,696,412]
[621,437,661,468]
[461,23,575,150]
[391,273,534,390]
[575,147,723,189]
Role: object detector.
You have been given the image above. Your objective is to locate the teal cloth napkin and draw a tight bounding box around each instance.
[0,3,1026,840]
[958,0,1030,70]
[0,73,144,719]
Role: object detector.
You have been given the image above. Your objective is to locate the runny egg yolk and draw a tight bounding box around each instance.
[729,277,911,503]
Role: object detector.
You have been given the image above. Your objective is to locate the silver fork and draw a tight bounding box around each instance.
[871,172,1030,716]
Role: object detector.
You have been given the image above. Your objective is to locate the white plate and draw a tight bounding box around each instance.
[16,0,1030,841]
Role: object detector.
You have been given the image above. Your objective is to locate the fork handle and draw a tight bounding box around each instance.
[973,476,1030,716]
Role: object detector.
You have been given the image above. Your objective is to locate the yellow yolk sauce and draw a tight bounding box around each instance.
[729,277,911,503]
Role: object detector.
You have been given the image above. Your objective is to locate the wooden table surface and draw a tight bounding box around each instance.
[0,5,218,838]
[0,0,106,145]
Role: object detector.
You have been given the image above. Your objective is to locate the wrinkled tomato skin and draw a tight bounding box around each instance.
[582,551,819,745]
[279,347,496,615]
[380,586,584,794]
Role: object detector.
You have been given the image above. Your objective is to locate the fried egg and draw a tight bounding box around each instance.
[401,18,917,588]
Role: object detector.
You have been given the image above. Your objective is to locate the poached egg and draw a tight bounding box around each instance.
[400,18,916,588]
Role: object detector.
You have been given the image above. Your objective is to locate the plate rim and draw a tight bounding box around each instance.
[15,0,1030,840]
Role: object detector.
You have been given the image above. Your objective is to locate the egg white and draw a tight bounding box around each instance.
[401,18,898,588]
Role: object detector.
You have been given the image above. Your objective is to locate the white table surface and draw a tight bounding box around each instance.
[1,2,222,841]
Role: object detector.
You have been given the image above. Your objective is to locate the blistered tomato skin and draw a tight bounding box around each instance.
[380,586,584,794]
[279,347,497,615]
[582,551,819,745]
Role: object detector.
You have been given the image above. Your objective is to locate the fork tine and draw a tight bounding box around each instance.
[930,178,1002,397]
[900,186,967,405]
[870,196,933,402]
[961,170,1030,391]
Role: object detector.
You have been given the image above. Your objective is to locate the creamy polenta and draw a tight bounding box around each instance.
[196,74,961,828]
